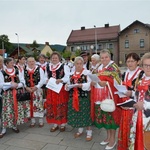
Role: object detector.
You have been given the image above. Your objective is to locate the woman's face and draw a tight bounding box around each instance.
[91,58,98,66]
[75,59,83,71]
[142,58,150,77]
[100,53,111,67]
[39,56,45,64]
[19,57,26,65]
[6,60,14,69]
[27,58,36,68]
[51,54,60,65]
[126,57,139,71]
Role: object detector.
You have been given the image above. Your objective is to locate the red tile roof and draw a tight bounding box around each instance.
[67,25,120,44]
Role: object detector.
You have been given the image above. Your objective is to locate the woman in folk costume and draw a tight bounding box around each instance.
[45,52,69,132]
[91,49,122,150]
[0,57,30,138]
[117,53,143,150]
[36,54,48,103]
[15,56,26,74]
[129,52,150,150]
[90,54,102,122]
[65,56,93,141]
[24,57,45,127]
[36,54,48,72]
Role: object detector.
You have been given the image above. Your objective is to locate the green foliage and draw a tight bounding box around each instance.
[0,34,14,55]
[30,40,39,48]
[75,49,81,56]
[62,49,71,59]
[46,51,51,58]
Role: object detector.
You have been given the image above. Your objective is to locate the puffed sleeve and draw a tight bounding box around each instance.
[144,101,150,110]
[36,68,45,89]
[61,65,70,83]
[82,70,91,91]
[17,70,25,88]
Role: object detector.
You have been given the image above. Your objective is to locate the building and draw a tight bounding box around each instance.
[66,24,120,64]
[119,20,150,66]
[10,42,53,59]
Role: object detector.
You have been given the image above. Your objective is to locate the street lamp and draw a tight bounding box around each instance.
[94,25,97,54]
[15,33,20,57]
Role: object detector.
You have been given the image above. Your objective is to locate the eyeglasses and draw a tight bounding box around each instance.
[142,64,150,68]
[126,60,136,63]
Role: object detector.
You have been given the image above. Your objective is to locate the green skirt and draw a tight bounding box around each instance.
[94,104,119,130]
[68,95,93,128]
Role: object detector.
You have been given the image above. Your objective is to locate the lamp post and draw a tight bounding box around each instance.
[94,25,97,54]
[15,33,20,57]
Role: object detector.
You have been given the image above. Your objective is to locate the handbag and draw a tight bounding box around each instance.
[100,82,116,112]
[144,120,150,150]
[17,83,30,101]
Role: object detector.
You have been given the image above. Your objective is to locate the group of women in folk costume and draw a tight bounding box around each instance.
[0,50,150,150]
[117,53,142,150]
[0,57,30,138]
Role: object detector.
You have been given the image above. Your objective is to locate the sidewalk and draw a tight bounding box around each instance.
[0,118,117,150]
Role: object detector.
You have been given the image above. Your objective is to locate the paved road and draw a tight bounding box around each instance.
[0,118,117,150]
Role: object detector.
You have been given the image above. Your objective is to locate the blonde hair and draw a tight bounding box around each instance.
[0,56,4,62]
[91,54,100,61]
[140,52,150,66]
[27,57,35,62]
[100,49,111,58]
[74,56,84,64]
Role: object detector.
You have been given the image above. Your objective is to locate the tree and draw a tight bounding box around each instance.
[0,34,14,55]
[75,49,81,57]
[62,49,71,59]
[30,40,39,48]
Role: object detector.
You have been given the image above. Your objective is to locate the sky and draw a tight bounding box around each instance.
[0,0,150,46]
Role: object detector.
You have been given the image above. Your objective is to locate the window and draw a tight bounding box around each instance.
[140,53,144,58]
[98,44,103,50]
[125,40,129,48]
[106,43,113,49]
[134,29,139,33]
[71,46,74,52]
[140,39,144,48]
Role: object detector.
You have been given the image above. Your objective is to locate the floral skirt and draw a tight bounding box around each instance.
[68,95,93,128]
[1,90,30,128]
[94,104,119,130]
[46,87,69,124]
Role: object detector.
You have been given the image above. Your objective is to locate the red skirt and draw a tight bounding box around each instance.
[45,86,69,124]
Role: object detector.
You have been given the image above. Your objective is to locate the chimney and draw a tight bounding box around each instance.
[105,23,109,28]
[45,42,49,45]
[81,26,85,30]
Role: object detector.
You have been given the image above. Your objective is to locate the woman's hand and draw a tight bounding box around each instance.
[11,82,18,89]
[31,86,38,92]
[91,81,96,86]
[77,84,82,88]
[133,101,144,110]
[121,106,130,110]
[56,79,63,84]
[98,81,107,87]
[26,87,32,93]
